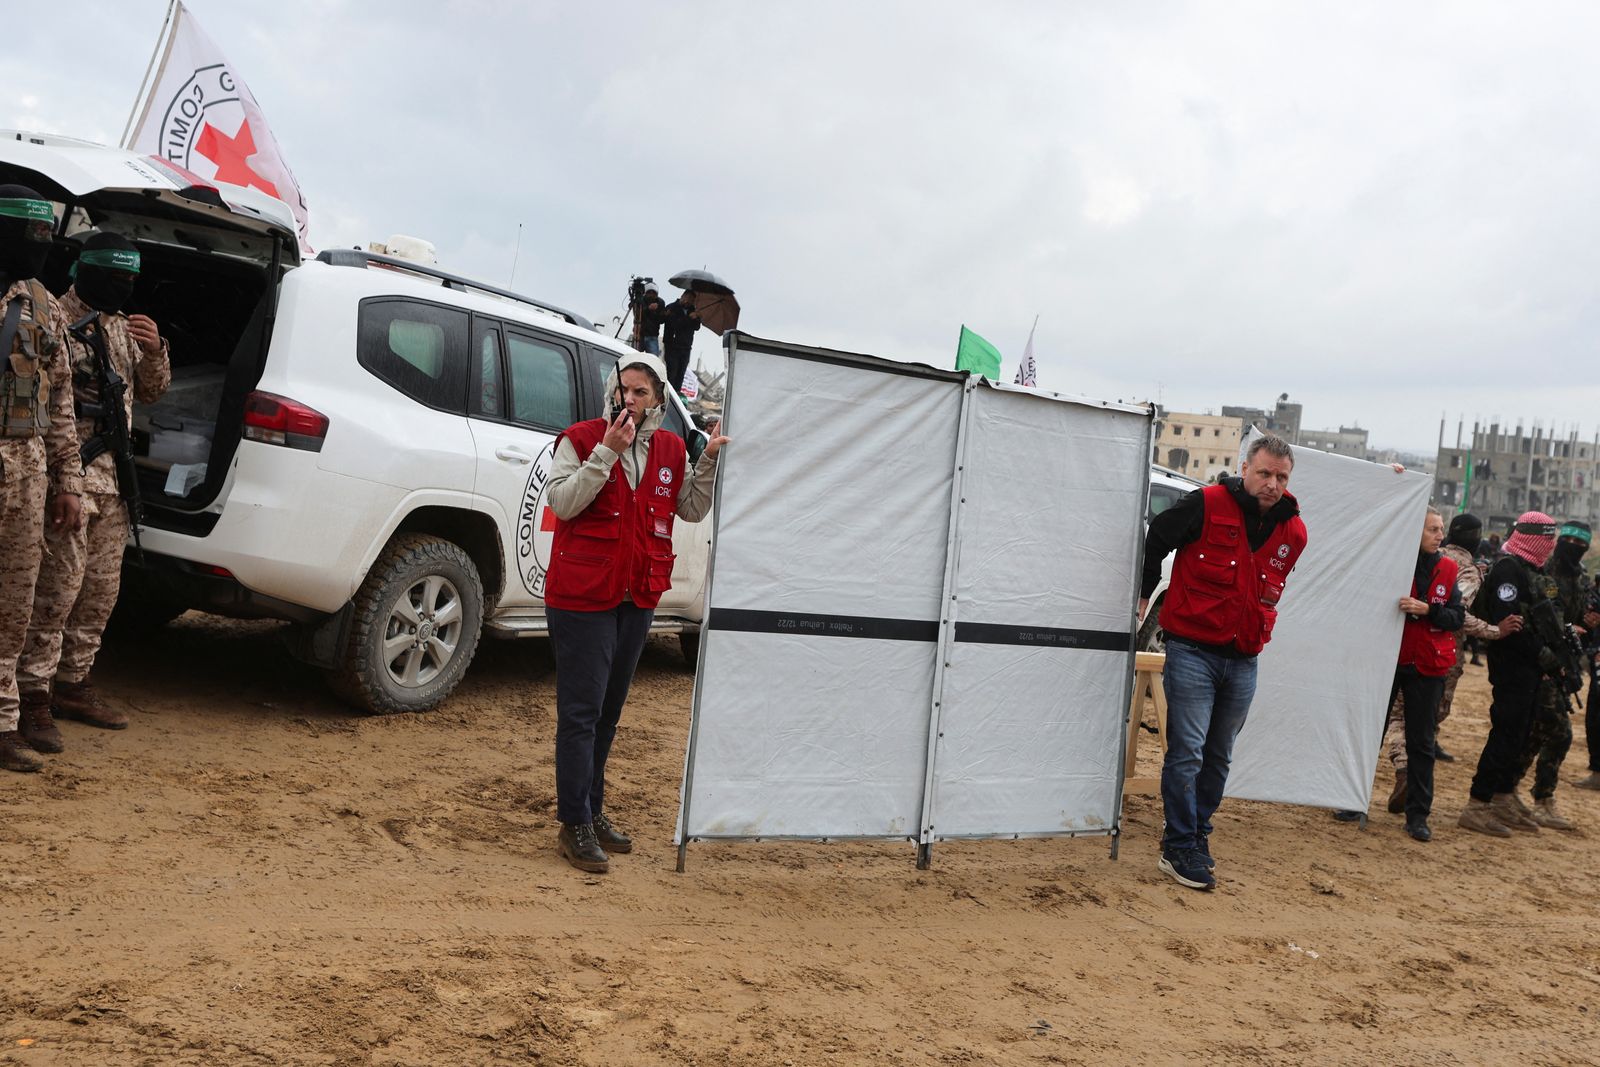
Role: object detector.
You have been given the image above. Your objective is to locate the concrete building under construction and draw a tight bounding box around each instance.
[1433,418,1600,530]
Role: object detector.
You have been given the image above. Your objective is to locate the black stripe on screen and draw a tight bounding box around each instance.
[953,622,1131,651]
[708,608,939,642]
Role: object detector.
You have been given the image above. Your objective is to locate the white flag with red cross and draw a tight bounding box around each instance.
[126,2,312,253]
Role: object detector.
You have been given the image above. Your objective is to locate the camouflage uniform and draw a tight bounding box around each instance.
[1385,543,1498,769]
[0,280,84,733]
[18,289,169,696]
[1512,561,1590,799]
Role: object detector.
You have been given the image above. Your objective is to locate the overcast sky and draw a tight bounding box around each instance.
[8,1,1600,454]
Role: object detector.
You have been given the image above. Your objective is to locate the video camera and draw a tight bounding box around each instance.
[628,275,655,306]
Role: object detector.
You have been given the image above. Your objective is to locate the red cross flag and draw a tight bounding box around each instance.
[126,2,312,253]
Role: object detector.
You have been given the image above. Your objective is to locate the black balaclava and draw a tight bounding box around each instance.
[72,231,141,313]
[1553,521,1592,571]
[0,183,56,284]
[1445,512,1483,556]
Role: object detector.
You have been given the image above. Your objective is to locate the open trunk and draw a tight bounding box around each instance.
[0,132,298,531]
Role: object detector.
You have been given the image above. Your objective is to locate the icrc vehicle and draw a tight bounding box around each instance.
[1,131,711,714]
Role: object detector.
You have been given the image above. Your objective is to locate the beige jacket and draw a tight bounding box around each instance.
[547,404,717,523]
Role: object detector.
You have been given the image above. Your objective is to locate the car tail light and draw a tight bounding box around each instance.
[243,391,329,451]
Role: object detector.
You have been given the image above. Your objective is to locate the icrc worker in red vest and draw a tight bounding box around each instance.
[1140,435,1307,892]
[544,353,727,874]
[1390,506,1465,843]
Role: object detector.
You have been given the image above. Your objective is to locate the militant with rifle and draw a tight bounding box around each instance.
[1526,583,1585,710]
[67,311,144,561]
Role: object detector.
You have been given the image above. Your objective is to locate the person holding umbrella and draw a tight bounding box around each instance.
[663,269,742,394]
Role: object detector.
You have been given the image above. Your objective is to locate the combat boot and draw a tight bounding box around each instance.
[18,690,63,754]
[1457,798,1512,838]
[1386,767,1408,814]
[52,680,128,730]
[1490,793,1540,832]
[0,731,46,773]
[1575,771,1600,791]
[592,812,633,854]
[1531,796,1574,830]
[557,822,609,873]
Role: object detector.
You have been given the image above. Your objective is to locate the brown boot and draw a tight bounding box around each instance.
[1531,796,1575,830]
[1386,767,1408,814]
[18,690,63,754]
[1457,797,1511,837]
[52,680,128,730]
[1575,771,1600,791]
[1490,793,1540,832]
[0,730,46,773]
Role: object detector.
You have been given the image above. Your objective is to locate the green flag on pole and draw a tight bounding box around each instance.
[1459,452,1473,513]
[955,325,1002,381]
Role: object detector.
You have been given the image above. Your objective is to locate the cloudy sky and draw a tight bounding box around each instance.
[8,1,1600,453]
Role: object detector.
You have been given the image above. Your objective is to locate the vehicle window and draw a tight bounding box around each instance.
[472,321,503,418]
[505,332,576,430]
[358,298,469,412]
[1148,483,1187,522]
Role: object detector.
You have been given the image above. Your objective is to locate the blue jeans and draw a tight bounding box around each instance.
[1160,638,1258,852]
[638,337,661,355]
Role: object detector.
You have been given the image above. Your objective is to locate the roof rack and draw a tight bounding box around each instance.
[315,248,595,330]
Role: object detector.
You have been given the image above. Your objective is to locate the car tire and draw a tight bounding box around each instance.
[679,630,701,670]
[1137,599,1166,654]
[106,570,189,636]
[329,534,484,714]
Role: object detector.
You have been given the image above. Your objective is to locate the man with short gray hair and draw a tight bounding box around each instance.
[1140,434,1308,890]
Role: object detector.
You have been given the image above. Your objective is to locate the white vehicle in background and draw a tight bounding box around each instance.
[1,131,711,714]
[1138,464,1208,652]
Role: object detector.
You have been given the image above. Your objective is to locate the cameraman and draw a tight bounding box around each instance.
[543,353,727,874]
[632,282,665,355]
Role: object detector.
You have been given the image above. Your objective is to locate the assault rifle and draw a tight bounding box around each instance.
[67,312,143,562]
[1527,590,1584,710]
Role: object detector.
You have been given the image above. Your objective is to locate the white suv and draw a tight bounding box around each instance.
[1,132,711,713]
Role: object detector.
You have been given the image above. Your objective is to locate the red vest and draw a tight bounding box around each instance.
[544,419,687,612]
[1160,484,1308,656]
[1397,555,1460,676]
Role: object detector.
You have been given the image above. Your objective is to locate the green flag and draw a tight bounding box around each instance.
[1459,452,1473,513]
[955,325,1001,381]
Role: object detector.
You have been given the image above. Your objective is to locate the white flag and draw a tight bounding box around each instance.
[1013,317,1038,387]
[127,2,312,252]
[680,366,700,401]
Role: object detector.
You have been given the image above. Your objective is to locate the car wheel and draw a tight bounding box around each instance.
[679,630,701,670]
[329,534,484,714]
[106,570,189,635]
[1137,600,1166,654]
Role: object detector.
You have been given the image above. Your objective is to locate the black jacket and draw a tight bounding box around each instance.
[663,300,700,350]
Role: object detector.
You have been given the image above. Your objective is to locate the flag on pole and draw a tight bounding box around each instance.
[955,325,1001,381]
[1013,316,1038,387]
[1459,452,1473,513]
[126,1,312,253]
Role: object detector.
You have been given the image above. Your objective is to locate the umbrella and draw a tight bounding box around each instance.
[669,268,740,335]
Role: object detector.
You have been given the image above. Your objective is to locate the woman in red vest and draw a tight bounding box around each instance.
[1392,507,1465,842]
[545,354,727,873]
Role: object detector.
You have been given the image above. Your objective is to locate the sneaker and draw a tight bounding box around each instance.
[1386,767,1408,814]
[1405,818,1432,842]
[557,822,609,873]
[1195,835,1215,871]
[1158,848,1215,891]
[0,731,46,773]
[592,812,633,854]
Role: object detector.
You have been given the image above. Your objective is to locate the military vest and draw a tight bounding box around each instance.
[1,280,55,438]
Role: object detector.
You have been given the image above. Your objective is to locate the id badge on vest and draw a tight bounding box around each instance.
[653,515,672,539]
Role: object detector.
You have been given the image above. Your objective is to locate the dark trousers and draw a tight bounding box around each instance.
[1470,663,1539,802]
[549,603,654,826]
[663,345,691,393]
[1514,679,1573,799]
[1391,668,1443,822]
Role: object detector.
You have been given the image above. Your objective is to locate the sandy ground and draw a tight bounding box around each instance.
[4,616,1600,1066]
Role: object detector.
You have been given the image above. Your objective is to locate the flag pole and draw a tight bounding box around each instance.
[121,0,180,148]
